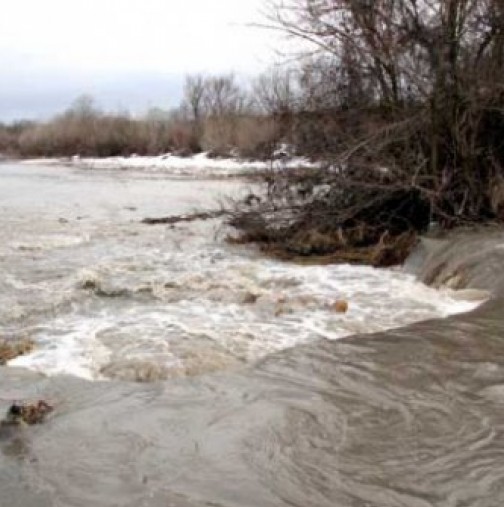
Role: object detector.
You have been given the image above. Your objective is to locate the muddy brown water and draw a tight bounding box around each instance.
[1,163,504,506]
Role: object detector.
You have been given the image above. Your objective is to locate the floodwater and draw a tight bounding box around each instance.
[0,162,502,507]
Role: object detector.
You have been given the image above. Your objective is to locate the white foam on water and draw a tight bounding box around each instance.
[10,234,88,251]
[8,319,112,380]
[7,243,486,380]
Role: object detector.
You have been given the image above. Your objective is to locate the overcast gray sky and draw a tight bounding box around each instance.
[0,0,281,121]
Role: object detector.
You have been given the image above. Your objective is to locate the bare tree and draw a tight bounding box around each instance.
[202,74,249,117]
[182,75,206,121]
[228,0,504,265]
[253,66,297,114]
[181,75,207,143]
[65,94,101,120]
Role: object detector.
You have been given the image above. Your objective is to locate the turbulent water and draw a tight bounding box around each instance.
[0,162,502,507]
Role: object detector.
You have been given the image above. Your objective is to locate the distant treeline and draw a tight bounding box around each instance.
[0,73,299,159]
[0,66,375,160]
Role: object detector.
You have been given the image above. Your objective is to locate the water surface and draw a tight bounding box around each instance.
[0,162,501,507]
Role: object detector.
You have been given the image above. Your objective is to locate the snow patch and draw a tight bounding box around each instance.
[21,152,319,177]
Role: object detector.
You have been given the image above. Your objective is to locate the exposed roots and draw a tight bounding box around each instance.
[228,179,428,267]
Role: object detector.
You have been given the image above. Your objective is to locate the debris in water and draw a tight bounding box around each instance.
[1,401,54,426]
[0,339,35,365]
[241,292,259,304]
[142,209,227,225]
[81,278,99,290]
[331,300,349,313]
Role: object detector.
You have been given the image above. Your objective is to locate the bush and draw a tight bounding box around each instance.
[235,116,278,159]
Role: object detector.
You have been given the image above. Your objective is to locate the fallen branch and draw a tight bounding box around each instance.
[142,209,228,225]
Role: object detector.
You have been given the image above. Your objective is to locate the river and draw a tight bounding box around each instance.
[0,162,502,507]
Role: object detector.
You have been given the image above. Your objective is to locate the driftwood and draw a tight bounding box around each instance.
[142,210,227,225]
[0,339,34,365]
[1,401,53,426]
